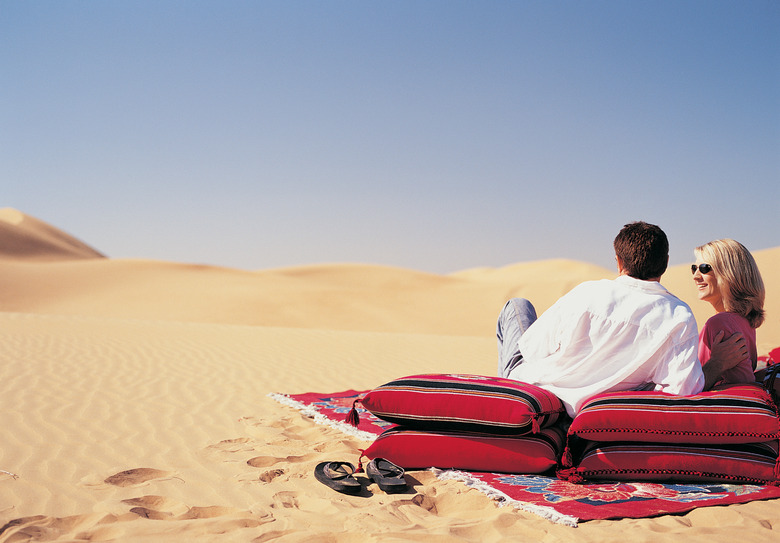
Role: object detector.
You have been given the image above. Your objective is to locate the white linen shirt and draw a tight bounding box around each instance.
[507,275,704,417]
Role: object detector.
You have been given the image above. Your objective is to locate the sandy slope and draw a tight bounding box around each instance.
[0,209,778,542]
[0,208,105,261]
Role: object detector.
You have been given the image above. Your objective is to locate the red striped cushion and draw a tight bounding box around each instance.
[558,440,780,485]
[362,426,564,474]
[359,374,565,435]
[568,385,780,444]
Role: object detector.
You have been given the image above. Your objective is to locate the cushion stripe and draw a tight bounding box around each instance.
[362,426,565,473]
[360,374,566,436]
[559,440,780,485]
[378,378,550,411]
[568,385,780,444]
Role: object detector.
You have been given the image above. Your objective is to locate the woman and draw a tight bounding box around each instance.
[693,239,765,387]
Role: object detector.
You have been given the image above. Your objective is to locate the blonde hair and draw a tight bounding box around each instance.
[694,239,765,328]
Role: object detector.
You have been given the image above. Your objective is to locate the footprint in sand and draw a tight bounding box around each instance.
[257,469,286,483]
[201,436,265,465]
[122,495,183,519]
[246,453,315,468]
[179,506,244,520]
[127,506,174,520]
[0,516,48,540]
[104,468,173,487]
[270,491,299,509]
[246,455,315,484]
[0,513,123,541]
[122,495,174,509]
[394,493,439,515]
[122,497,269,528]
[247,455,283,468]
[206,437,256,453]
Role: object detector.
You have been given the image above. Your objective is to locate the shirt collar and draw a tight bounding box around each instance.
[615,274,668,294]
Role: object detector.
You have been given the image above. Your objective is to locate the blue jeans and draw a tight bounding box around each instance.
[496,298,538,378]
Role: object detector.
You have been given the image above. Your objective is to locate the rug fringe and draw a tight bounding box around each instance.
[268,393,378,442]
[431,468,579,527]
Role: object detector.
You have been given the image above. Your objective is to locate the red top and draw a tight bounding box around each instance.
[698,312,757,385]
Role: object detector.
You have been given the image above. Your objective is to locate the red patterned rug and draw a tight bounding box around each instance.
[270,389,780,527]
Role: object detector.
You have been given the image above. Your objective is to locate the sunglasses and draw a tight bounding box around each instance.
[691,263,713,275]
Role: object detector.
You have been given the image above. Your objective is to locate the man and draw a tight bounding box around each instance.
[497,221,746,417]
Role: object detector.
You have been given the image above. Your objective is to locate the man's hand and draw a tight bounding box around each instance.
[703,331,749,390]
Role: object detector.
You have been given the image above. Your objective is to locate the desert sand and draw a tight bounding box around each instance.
[0,207,778,542]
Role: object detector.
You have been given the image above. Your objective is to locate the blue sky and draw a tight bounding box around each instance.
[3,1,778,273]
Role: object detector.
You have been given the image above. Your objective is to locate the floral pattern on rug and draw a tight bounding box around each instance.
[485,472,768,505]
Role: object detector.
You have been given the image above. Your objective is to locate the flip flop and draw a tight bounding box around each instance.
[365,458,408,493]
[314,461,362,494]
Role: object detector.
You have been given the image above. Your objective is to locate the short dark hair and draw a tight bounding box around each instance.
[613,221,669,280]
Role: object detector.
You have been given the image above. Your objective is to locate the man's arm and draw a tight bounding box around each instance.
[702,331,749,390]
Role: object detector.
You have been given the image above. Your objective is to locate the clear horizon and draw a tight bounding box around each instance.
[3,1,778,273]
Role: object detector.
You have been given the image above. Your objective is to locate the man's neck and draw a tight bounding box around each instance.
[618,270,661,282]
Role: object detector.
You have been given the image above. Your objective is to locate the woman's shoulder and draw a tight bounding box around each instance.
[703,312,750,331]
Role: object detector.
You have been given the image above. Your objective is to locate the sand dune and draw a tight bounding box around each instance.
[0,209,778,541]
[0,208,105,261]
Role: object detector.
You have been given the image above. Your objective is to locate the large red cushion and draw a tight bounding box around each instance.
[362,426,565,474]
[558,440,780,485]
[359,374,565,435]
[568,384,780,445]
